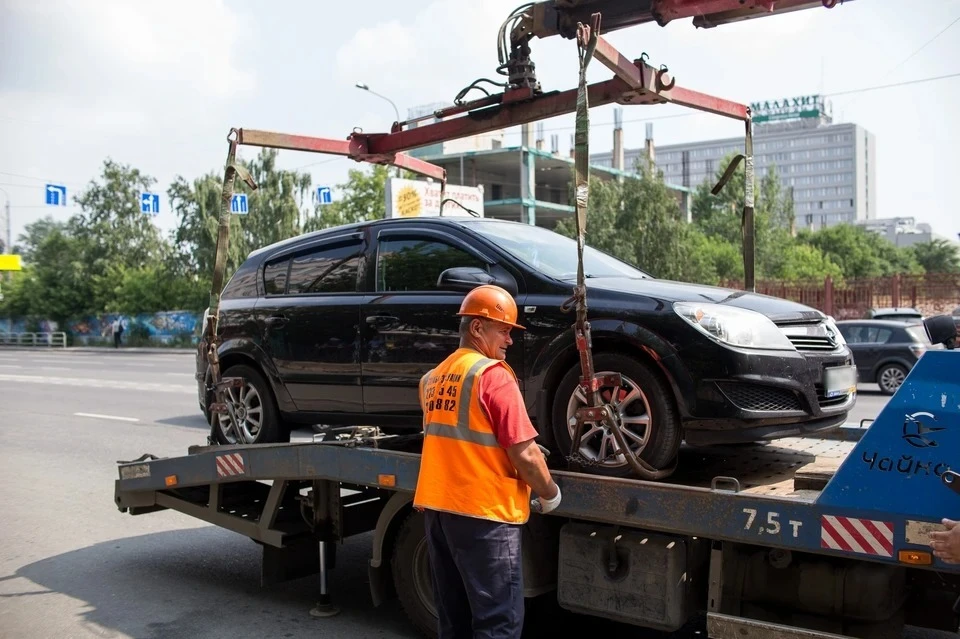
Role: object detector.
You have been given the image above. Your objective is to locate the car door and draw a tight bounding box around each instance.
[840,323,880,378]
[360,226,523,419]
[256,232,366,413]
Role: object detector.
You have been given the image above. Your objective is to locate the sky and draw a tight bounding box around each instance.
[1,0,958,250]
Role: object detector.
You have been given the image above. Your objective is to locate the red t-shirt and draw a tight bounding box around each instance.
[476,364,540,449]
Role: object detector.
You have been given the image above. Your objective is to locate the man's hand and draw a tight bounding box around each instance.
[930,518,960,563]
[530,482,561,515]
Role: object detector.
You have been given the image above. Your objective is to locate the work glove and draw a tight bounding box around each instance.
[531,483,561,515]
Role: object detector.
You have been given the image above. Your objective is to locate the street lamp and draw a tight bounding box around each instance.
[0,187,10,255]
[355,82,402,178]
[355,82,400,125]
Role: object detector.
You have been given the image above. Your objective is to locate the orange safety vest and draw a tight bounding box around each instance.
[413,348,531,524]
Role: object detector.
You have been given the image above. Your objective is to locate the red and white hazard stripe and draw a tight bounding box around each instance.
[820,515,893,557]
[216,453,245,478]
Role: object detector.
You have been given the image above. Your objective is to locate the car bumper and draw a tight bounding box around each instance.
[678,343,856,442]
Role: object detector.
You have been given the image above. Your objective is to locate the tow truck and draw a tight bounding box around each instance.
[114,1,960,637]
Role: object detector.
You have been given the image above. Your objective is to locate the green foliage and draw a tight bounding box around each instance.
[909,238,960,274]
[304,165,391,232]
[796,224,922,278]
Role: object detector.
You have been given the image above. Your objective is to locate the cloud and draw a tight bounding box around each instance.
[334,0,522,112]
[0,0,256,100]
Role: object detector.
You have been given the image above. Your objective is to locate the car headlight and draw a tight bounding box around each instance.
[673,302,796,351]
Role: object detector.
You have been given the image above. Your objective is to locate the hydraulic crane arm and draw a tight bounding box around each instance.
[528,0,848,38]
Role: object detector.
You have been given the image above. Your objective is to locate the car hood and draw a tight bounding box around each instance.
[584,277,826,323]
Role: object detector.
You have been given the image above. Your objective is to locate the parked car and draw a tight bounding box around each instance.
[865,307,923,322]
[196,217,856,476]
[836,319,941,394]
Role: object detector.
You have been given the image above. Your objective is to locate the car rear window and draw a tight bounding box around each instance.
[905,326,932,344]
[221,261,258,299]
[287,241,362,294]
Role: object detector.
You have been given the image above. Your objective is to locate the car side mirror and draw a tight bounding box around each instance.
[924,315,958,350]
[437,267,517,297]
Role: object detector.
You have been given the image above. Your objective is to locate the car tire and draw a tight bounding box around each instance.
[551,353,681,477]
[212,364,289,445]
[391,510,438,639]
[876,363,908,396]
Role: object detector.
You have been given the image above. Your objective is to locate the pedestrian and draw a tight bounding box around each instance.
[111,317,122,348]
[930,518,960,564]
[413,284,561,639]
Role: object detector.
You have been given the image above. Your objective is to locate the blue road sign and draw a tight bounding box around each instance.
[140,192,160,215]
[45,184,67,206]
[317,186,332,205]
[231,193,249,214]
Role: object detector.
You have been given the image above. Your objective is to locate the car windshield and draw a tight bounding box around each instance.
[458,220,651,280]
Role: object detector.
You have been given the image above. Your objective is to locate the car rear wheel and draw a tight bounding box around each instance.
[876,363,907,395]
[551,353,680,477]
[213,364,289,445]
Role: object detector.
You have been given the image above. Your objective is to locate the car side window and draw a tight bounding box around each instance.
[840,325,865,343]
[874,328,893,344]
[288,241,362,295]
[264,259,289,296]
[377,237,487,292]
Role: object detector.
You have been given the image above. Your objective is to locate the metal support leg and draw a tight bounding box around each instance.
[309,540,340,618]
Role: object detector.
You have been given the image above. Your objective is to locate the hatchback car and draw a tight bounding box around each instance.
[197,217,856,477]
[836,319,940,395]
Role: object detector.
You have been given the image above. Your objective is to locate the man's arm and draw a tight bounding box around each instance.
[930,518,960,563]
[506,440,558,499]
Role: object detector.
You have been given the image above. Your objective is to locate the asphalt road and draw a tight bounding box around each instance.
[0,347,928,639]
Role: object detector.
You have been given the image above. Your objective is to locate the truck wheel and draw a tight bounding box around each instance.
[876,363,907,395]
[391,510,438,639]
[213,364,289,445]
[551,353,680,477]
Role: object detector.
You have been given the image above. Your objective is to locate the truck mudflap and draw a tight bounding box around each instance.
[707,612,856,639]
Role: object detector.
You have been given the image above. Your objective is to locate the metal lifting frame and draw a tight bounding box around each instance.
[203,0,831,449]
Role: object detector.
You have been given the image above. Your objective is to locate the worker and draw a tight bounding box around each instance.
[413,284,561,639]
[930,518,960,564]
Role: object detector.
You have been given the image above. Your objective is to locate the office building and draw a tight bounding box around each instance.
[592,95,877,230]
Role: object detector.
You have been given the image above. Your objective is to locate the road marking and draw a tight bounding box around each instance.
[74,412,140,423]
[0,364,21,368]
[125,363,156,367]
[0,373,194,394]
[165,372,193,376]
[41,366,70,371]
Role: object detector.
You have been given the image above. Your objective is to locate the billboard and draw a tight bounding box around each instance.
[750,95,830,124]
[385,178,484,219]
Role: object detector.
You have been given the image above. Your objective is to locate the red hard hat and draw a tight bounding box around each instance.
[457,285,525,330]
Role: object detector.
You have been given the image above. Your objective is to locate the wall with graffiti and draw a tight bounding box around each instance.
[1,311,202,346]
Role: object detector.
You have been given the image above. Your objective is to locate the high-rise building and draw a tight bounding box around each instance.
[592,95,877,230]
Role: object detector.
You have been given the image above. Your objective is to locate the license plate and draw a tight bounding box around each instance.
[824,365,857,398]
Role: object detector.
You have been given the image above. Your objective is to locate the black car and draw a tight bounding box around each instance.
[836,319,940,395]
[196,217,856,476]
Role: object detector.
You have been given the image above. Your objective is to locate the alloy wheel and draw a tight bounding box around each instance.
[217,382,264,444]
[879,366,906,393]
[565,370,653,468]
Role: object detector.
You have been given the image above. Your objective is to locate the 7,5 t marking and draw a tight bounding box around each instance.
[743,508,803,538]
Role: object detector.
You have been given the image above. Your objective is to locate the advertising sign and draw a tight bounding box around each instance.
[750,95,830,124]
[385,178,484,218]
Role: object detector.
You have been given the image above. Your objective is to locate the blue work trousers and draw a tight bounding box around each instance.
[423,509,524,639]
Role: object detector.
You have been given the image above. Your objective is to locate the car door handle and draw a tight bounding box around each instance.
[366,315,399,328]
[264,314,289,326]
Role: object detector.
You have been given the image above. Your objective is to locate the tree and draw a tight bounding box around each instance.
[241,148,312,248]
[779,243,843,281]
[554,161,695,281]
[689,155,796,280]
[910,239,960,274]
[14,216,65,265]
[304,165,392,232]
[798,224,922,279]
[168,172,248,278]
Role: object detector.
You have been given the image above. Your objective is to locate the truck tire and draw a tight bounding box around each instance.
[213,364,289,445]
[391,510,438,639]
[551,353,680,477]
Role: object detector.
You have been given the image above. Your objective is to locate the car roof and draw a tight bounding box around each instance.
[245,216,527,261]
[837,319,923,329]
[868,307,922,315]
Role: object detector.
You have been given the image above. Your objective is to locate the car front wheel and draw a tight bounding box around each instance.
[550,353,680,478]
[213,364,289,445]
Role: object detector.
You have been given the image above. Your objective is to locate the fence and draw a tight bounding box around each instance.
[723,273,960,320]
[0,332,68,348]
